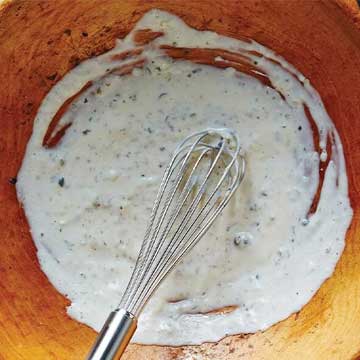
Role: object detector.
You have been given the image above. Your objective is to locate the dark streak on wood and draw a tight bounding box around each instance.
[42,81,93,148]
[133,29,164,45]
[305,105,333,215]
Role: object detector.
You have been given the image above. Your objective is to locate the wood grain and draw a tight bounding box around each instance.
[0,0,359,359]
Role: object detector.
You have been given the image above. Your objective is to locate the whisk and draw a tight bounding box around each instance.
[86,128,245,360]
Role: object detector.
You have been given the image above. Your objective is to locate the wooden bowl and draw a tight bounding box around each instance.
[1,1,360,359]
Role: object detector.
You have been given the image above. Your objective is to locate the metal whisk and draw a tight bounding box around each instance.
[86,128,245,360]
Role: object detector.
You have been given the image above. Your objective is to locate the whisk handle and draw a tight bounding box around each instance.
[86,309,137,360]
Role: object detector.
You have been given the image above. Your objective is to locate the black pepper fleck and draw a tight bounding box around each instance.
[192,68,202,74]
[58,177,65,187]
[46,73,57,81]
[8,177,17,185]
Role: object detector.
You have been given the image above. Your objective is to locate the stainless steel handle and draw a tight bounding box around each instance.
[86,309,137,360]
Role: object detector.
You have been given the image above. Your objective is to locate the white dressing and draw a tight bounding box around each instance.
[17,10,352,345]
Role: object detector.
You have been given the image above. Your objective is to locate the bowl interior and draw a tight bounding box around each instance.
[0,1,360,359]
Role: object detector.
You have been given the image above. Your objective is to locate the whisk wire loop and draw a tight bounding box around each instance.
[120,129,244,315]
[120,132,210,309]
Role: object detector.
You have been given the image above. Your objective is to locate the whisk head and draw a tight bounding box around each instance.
[87,128,245,360]
[119,128,245,316]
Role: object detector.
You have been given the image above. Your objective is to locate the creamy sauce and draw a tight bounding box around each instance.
[16,10,353,345]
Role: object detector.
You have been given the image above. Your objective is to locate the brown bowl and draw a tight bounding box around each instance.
[1,0,360,359]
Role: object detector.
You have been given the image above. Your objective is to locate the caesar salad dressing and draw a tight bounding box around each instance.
[16,10,352,345]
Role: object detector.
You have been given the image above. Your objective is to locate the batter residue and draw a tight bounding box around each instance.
[17,10,353,345]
